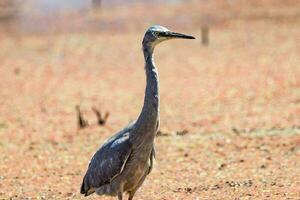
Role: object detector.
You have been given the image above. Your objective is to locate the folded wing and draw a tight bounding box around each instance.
[80,130,132,196]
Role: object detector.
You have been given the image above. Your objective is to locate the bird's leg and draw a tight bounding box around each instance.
[118,192,123,200]
[128,192,135,200]
[128,173,147,200]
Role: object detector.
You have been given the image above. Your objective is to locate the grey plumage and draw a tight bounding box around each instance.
[80,25,195,200]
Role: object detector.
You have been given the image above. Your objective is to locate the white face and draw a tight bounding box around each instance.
[144,25,171,47]
[148,25,169,39]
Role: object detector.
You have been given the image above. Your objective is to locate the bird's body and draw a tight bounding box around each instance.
[81,122,156,199]
[80,25,195,200]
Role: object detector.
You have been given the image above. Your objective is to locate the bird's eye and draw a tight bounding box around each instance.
[153,32,159,37]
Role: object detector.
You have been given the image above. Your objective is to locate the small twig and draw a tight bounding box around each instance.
[176,129,189,136]
[92,0,102,10]
[76,105,89,129]
[157,129,170,137]
[92,106,109,126]
[201,25,209,46]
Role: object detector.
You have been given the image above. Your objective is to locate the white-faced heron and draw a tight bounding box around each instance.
[80,25,195,200]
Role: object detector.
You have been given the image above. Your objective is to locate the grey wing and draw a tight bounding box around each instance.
[81,131,132,196]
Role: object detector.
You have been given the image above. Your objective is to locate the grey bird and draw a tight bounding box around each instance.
[80,25,195,200]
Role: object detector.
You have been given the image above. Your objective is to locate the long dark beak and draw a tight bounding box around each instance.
[161,31,195,39]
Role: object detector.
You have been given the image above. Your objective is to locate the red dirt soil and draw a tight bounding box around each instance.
[0,1,300,199]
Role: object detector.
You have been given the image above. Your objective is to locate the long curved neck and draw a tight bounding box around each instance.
[135,44,159,130]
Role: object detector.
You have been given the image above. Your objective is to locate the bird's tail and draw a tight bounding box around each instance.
[80,174,96,197]
[80,177,87,195]
[80,175,92,196]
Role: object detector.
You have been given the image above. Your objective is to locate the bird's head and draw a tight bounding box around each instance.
[142,25,195,49]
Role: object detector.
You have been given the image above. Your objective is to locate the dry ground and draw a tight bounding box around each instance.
[1,3,300,199]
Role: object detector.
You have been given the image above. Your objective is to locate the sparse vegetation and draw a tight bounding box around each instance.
[0,1,300,199]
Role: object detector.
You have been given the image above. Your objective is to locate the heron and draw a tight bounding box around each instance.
[80,25,195,200]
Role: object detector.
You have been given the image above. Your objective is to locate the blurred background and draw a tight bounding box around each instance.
[0,0,300,199]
